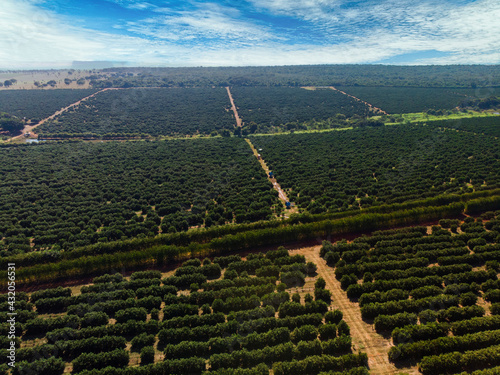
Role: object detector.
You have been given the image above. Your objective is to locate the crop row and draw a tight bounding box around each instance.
[251,124,500,212]
[0,249,367,374]
[37,88,236,136]
[0,138,279,255]
[323,214,500,374]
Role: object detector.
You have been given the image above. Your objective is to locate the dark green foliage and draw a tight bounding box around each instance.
[325,252,340,266]
[437,305,485,323]
[0,138,277,254]
[373,313,418,332]
[320,241,335,257]
[34,297,72,314]
[12,357,65,375]
[392,322,449,344]
[38,88,235,136]
[390,329,500,363]
[72,349,129,373]
[419,344,500,375]
[213,255,242,268]
[114,307,147,323]
[280,271,305,288]
[337,86,478,113]
[314,288,332,304]
[93,273,123,284]
[25,315,80,336]
[272,353,368,375]
[359,289,409,307]
[230,87,369,132]
[130,270,162,280]
[453,316,500,336]
[56,336,126,359]
[460,292,479,306]
[324,310,343,325]
[340,274,358,290]
[429,116,500,138]
[140,346,155,366]
[318,324,337,341]
[290,325,318,343]
[0,113,23,134]
[305,262,317,275]
[251,126,500,212]
[131,333,155,352]
[256,265,280,278]
[360,294,459,320]
[0,89,96,120]
[162,304,198,320]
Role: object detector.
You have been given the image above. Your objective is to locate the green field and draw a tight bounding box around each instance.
[1,65,500,375]
[0,138,279,255]
[37,88,236,137]
[250,124,500,212]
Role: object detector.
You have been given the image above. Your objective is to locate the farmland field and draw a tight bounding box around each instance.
[322,213,500,374]
[0,89,97,122]
[335,87,482,114]
[1,65,500,375]
[250,125,500,212]
[37,88,236,137]
[229,87,371,130]
[425,116,500,137]
[0,250,368,375]
[0,138,279,255]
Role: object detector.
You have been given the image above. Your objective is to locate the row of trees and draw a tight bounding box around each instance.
[230,87,370,131]
[2,200,483,288]
[0,138,279,255]
[252,124,500,212]
[0,112,23,134]
[0,89,96,121]
[38,88,236,136]
[337,86,478,114]
[427,115,500,138]
[89,65,500,88]
[0,252,361,373]
[322,214,500,373]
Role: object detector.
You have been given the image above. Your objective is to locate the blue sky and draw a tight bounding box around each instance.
[1,0,499,68]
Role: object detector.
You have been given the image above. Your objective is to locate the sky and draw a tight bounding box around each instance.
[1,0,499,69]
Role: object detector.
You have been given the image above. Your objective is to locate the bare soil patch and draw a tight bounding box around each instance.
[329,86,388,115]
[291,245,419,375]
[245,138,298,217]
[226,87,242,128]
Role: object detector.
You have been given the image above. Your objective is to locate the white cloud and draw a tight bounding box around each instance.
[104,0,157,10]
[0,0,499,68]
[125,4,277,45]
[0,0,190,67]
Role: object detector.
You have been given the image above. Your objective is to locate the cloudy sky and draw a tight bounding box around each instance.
[1,0,499,68]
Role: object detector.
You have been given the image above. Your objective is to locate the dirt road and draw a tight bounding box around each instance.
[9,88,121,141]
[226,87,243,128]
[329,86,388,115]
[245,138,298,216]
[291,246,419,375]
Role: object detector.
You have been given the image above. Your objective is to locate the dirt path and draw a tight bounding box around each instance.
[226,87,242,128]
[291,246,419,375]
[328,87,388,115]
[9,88,121,141]
[245,138,298,217]
[301,86,387,115]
